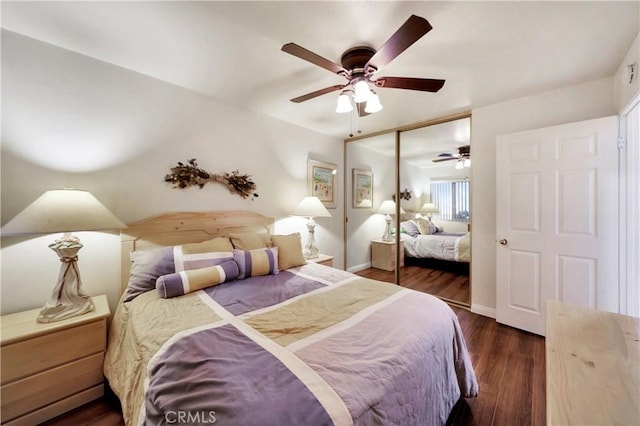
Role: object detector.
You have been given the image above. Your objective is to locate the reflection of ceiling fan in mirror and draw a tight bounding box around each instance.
[432,145,471,168]
[281,15,445,116]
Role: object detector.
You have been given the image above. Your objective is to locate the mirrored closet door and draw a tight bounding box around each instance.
[344,114,472,307]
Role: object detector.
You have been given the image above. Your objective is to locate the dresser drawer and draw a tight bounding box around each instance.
[1,352,104,422]
[1,319,106,383]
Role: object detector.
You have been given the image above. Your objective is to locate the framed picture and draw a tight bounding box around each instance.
[308,159,337,208]
[353,169,373,208]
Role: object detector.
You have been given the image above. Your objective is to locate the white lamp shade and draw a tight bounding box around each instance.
[420,203,439,214]
[336,93,353,113]
[292,196,331,218]
[1,189,126,235]
[364,93,383,113]
[353,80,372,103]
[376,200,405,215]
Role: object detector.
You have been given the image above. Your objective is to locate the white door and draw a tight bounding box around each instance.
[496,116,619,335]
[620,97,640,318]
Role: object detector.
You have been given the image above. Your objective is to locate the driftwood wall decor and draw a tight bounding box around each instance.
[164,159,258,200]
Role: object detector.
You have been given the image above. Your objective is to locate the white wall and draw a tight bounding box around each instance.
[470,77,616,316]
[1,32,344,315]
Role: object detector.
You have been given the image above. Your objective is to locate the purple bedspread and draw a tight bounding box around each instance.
[104,263,478,426]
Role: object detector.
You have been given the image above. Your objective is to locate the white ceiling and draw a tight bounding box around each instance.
[1,1,638,140]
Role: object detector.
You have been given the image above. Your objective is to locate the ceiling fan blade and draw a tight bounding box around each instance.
[290,84,345,103]
[366,15,433,70]
[356,102,371,117]
[375,77,445,92]
[282,43,347,75]
[432,156,459,163]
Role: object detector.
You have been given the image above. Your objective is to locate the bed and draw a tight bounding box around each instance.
[398,218,470,275]
[401,232,471,263]
[104,211,478,426]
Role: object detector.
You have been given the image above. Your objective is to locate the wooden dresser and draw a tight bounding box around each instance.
[546,301,639,425]
[1,295,110,425]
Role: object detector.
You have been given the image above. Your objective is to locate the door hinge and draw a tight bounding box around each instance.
[618,136,626,150]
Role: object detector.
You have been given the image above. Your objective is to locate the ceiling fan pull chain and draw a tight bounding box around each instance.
[349,108,354,137]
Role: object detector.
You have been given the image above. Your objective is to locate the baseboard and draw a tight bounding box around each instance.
[471,304,496,319]
[347,262,371,273]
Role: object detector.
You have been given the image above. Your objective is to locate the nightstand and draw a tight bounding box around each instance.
[1,295,110,425]
[306,253,334,267]
[371,239,404,271]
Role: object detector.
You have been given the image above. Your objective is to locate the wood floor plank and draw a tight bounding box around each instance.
[492,351,534,426]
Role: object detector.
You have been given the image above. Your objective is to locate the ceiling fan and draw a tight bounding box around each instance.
[281,15,445,116]
[432,145,471,167]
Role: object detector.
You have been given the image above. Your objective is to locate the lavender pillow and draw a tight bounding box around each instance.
[400,220,420,237]
[124,247,175,302]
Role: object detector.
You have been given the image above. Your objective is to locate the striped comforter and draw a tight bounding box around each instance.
[104,263,478,426]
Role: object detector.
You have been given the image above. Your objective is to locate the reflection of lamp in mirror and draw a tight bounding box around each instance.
[420,202,440,221]
[1,189,126,323]
[377,200,405,242]
[292,196,331,259]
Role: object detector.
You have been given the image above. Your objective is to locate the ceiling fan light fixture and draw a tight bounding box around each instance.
[353,79,372,103]
[364,92,383,113]
[463,158,471,168]
[455,160,465,170]
[336,91,353,113]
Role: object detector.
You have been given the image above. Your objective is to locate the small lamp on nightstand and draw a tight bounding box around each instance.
[377,200,405,242]
[420,202,439,221]
[1,189,126,323]
[292,196,331,259]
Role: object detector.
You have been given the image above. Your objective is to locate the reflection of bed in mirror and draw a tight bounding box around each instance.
[400,220,470,275]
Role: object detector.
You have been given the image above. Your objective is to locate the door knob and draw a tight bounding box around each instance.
[498,238,508,245]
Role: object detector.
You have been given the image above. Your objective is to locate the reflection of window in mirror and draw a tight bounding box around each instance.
[429,179,470,232]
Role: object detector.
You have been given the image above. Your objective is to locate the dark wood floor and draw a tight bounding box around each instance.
[356,264,470,305]
[42,306,545,426]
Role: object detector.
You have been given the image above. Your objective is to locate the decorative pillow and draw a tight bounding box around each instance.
[400,220,420,237]
[233,247,279,279]
[124,247,175,302]
[415,218,438,235]
[229,232,273,250]
[173,237,234,271]
[270,233,306,270]
[156,260,239,299]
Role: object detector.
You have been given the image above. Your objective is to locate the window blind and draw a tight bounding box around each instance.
[430,180,470,222]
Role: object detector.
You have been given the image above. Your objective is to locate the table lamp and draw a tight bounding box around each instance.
[1,189,126,323]
[420,202,440,221]
[377,200,405,242]
[292,196,331,259]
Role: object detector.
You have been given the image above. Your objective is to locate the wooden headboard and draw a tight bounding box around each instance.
[120,211,274,294]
